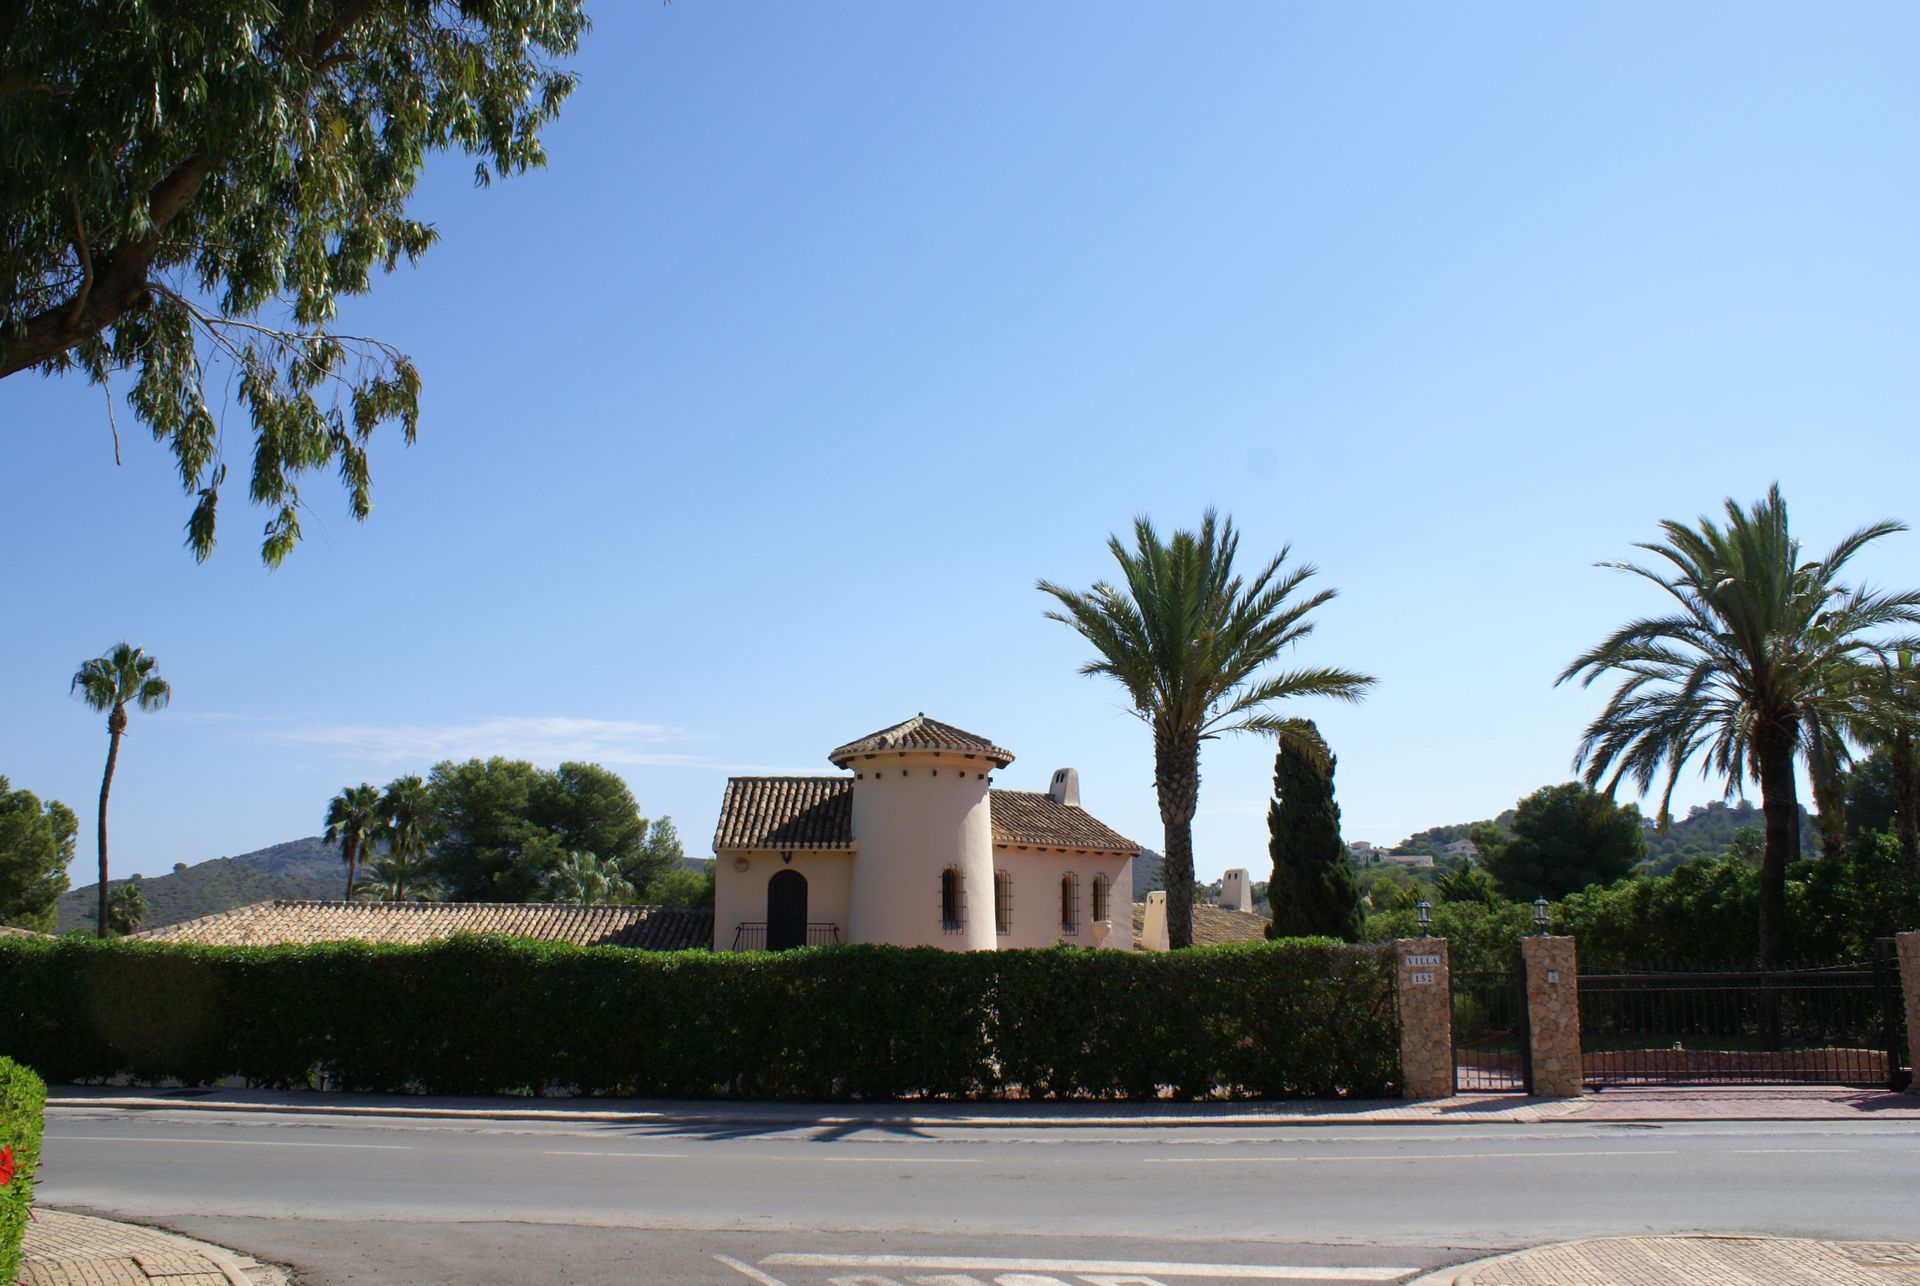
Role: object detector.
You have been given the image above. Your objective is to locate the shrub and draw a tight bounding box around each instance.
[1553,836,1920,967]
[0,935,1398,1101]
[1365,900,1532,977]
[0,1056,46,1284]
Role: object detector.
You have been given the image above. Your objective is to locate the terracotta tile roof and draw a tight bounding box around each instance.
[828,714,1015,768]
[713,778,1139,853]
[134,900,713,950]
[988,790,1139,853]
[1131,902,1273,948]
[713,777,854,850]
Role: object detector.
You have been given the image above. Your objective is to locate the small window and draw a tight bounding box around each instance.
[994,870,1012,935]
[1060,872,1079,934]
[940,867,965,932]
[1092,873,1110,924]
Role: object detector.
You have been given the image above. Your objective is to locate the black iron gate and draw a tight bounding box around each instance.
[1453,958,1530,1093]
[1580,941,1910,1089]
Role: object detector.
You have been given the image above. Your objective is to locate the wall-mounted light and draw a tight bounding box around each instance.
[1415,900,1431,937]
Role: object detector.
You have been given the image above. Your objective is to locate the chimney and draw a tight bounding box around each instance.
[1218,868,1252,913]
[1048,767,1081,807]
[1142,891,1168,951]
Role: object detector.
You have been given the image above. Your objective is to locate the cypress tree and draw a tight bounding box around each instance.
[1266,722,1364,941]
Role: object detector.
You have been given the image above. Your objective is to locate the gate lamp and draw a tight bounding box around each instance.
[1415,900,1431,937]
[1532,895,1549,934]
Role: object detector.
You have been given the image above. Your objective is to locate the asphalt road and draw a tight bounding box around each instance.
[34,1105,1920,1285]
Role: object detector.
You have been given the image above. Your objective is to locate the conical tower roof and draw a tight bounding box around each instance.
[828,713,1014,769]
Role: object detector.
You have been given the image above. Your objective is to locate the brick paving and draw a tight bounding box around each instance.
[15,1210,278,1286]
[1426,1236,1920,1285]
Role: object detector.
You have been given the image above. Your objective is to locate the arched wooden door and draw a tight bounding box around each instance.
[766,868,808,951]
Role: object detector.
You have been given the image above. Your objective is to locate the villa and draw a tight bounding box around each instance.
[711,714,1140,952]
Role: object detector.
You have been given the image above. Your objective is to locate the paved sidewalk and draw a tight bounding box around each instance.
[44,1081,1920,1126]
[1576,1084,1920,1120]
[15,1210,284,1286]
[45,1085,1596,1126]
[1415,1236,1920,1285]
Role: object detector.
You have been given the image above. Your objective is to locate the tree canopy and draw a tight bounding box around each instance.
[1479,782,1646,902]
[1039,510,1373,948]
[0,775,77,932]
[425,757,681,901]
[1265,723,1363,941]
[1558,485,1920,963]
[1,0,587,563]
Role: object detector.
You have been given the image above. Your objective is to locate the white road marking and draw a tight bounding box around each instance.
[1729,1148,1858,1155]
[761,1156,983,1165]
[541,1150,690,1159]
[1145,1149,1677,1163]
[51,1136,409,1150]
[760,1254,1416,1281]
[715,1255,793,1286]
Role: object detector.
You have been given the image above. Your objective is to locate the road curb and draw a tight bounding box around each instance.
[24,1208,287,1286]
[1402,1244,1532,1286]
[45,1093,1605,1129]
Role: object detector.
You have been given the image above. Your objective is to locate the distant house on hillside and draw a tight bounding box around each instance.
[1445,839,1480,860]
[711,714,1140,953]
[134,901,711,950]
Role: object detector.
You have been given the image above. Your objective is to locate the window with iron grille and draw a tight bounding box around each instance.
[994,869,1012,935]
[1092,873,1110,924]
[940,867,965,932]
[1060,872,1079,934]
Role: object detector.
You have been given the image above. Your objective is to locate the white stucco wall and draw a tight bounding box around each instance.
[846,753,997,951]
[712,848,854,951]
[990,846,1134,951]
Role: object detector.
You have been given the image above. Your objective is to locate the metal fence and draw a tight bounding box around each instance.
[1453,961,1530,1093]
[1580,942,1909,1089]
[729,922,843,952]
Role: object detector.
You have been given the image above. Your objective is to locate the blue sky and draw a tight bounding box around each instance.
[6,2,1920,883]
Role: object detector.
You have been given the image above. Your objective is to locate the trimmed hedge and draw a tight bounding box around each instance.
[1,1056,46,1285]
[0,935,1398,1100]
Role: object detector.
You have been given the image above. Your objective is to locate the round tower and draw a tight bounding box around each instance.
[832,714,1013,952]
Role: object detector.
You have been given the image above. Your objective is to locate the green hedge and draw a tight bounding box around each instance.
[0,936,1398,1101]
[1,1056,46,1285]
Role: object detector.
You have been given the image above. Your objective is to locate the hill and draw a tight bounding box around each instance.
[1641,799,1817,874]
[57,836,343,934]
[226,835,340,882]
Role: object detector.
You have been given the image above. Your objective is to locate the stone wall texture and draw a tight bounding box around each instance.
[1899,932,1920,1094]
[1394,937,1453,1099]
[1522,935,1582,1098]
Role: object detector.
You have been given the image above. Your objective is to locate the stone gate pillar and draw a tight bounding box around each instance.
[1521,935,1582,1098]
[1898,932,1920,1093]
[1394,938,1452,1099]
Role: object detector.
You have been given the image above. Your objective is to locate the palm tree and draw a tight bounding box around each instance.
[352,857,439,903]
[1039,511,1375,948]
[323,783,383,899]
[542,851,636,905]
[71,642,171,937]
[375,774,435,902]
[1558,485,1920,965]
[107,881,148,935]
[1853,651,1920,870]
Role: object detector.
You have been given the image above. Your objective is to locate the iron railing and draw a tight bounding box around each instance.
[730,922,842,952]
[1452,961,1530,1093]
[1579,947,1908,1088]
